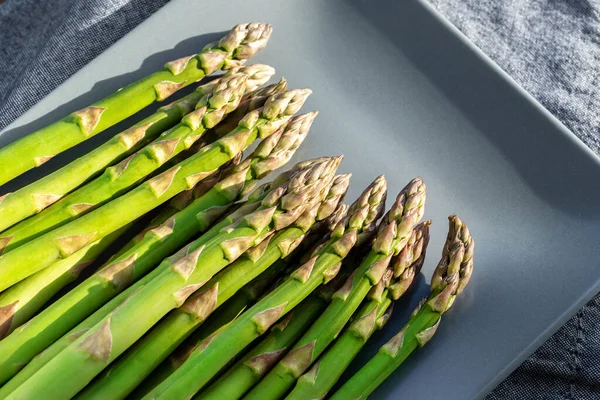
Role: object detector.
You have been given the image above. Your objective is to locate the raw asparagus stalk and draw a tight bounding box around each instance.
[0,107,313,387]
[0,74,239,234]
[246,177,425,399]
[5,158,337,400]
[0,216,268,398]
[213,77,287,138]
[0,88,311,292]
[331,215,474,400]
[286,222,431,400]
[0,160,332,398]
[0,65,274,249]
[77,174,347,400]
[0,227,129,340]
[139,78,288,237]
[144,174,385,400]
[132,259,289,400]
[78,249,294,400]
[244,179,405,399]
[0,23,272,185]
[199,267,352,400]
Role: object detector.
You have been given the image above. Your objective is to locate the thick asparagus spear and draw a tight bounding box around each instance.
[0,227,129,339]
[0,200,280,399]
[77,173,347,400]
[199,267,352,400]
[131,259,289,400]
[144,174,385,400]
[0,88,311,292]
[0,158,333,399]
[5,157,337,400]
[331,215,474,399]
[0,65,273,247]
[0,109,313,387]
[286,222,431,400]
[0,23,272,185]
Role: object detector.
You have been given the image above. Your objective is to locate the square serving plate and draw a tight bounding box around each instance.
[2,0,600,398]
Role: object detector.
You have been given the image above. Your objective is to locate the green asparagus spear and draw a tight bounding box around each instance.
[0,158,332,399]
[0,75,234,234]
[0,88,311,292]
[5,157,337,400]
[132,260,288,400]
[137,78,288,237]
[245,177,423,400]
[0,199,277,398]
[144,174,385,400]
[0,227,128,340]
[0,65,273,248]
[0,23,272,185]
[286,221,431,400]
[0,108,313,387]
[76,170,345,400]
[199,266,352,400]
[331,215,474,399]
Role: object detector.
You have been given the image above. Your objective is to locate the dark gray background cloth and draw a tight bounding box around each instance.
[1,0,599,398]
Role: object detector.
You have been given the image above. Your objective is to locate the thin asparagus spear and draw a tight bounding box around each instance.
[0,227,128,339]
[144,174,385,400]
[0,23,272,185]
[0,76,230,234]
[0,108,313,387]
[0,88,311,292]
[331,215,474,399]
[5,158,337,400]
[0,65,274,248]
[199,267,351,400]
[76,174,347,400]
[286,222,431,400]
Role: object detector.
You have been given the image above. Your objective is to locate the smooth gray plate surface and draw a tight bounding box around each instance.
[2,0,600,398]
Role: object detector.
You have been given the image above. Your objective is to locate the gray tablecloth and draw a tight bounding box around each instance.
[1,0,599,398]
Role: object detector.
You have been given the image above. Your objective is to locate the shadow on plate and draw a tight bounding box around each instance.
[341,0,600,219]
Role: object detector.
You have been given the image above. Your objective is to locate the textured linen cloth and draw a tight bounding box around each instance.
[0,0,599,398]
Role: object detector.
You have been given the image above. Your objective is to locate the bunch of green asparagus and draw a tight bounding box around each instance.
[0,22,475,400]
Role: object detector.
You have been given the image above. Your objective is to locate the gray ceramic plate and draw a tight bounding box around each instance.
[2,0,600,398]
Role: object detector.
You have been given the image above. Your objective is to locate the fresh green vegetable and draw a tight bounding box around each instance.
[0,23,272,186]
[75,119,328,400]
[0,65,273,247]
[330,215,473,400]
[143,172,385,400]
[5,156,336,400]
[286,221,431,400]
[0,98,313,387]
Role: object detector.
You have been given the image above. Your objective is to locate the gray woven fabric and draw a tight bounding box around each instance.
[424,2,600,398]
[0,0,599,398]
[429,0,600,157]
